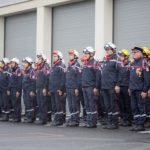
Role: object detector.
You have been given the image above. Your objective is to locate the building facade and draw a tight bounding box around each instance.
[0,0,150,62]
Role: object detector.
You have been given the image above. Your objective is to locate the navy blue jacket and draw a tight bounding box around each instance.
[22,67,36,92]
[66,60,81,89]
[8,67,22,92]
[101,54,121,89]
[49,61,66,92]
[129,58,149,92]
[36,63,49,89]
[0,66,11,92]
[118,61,130,87]
[82,58,101,89]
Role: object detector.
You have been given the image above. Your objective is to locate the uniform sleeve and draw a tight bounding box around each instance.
[59,64,66,91]
[43,66,50,89]
[116,58,122,87]
[29,69,36,92]
[76,63,81,89]
[94,61,101,89]
[143,63,150,92]
[6,69,11,91]
[17,68,22,92]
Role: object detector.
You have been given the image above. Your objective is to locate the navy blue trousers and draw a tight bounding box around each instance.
[10,88,21,120]
[102,89,119,125]
[118,86,131,122]
[130,90,146,126]
[51,90,64,123]
[66,88,79,122]
[82,87,97,125]
[36,88,47,122]
[23,89,35,120]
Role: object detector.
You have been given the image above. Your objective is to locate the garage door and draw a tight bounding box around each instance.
[52,0,95,64]
[114,0,150,52]
[4,12,36,61]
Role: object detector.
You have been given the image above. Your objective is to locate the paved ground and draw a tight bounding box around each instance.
[0,121,149,150]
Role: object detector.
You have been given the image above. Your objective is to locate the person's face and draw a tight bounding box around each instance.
[11,62,16,69]
[85,53,90,60]
[132,50,143,59]
[69,54,74,61]
[53,55,59,62]
[23,62,29,70]
[37,57,43,65]
[119,55,125,61]
[105,48,114,56]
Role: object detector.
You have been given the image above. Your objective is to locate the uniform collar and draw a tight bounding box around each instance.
[2,65,8,71]
[38,63,44,70]
[106,53,115,61]
[53,60,61,67]
[144,58,148,61]
[123,60,129,66]
[86,58,93,64]
[25,66,31,73]
[68,60,76,66]
[134,57,142,61]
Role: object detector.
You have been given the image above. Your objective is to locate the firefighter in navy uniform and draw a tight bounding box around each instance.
[66,50,81,127]
[48,51,66,126]
[7,58,22,122]
[0,58,11,121]
[32,62,39,118]
[129,47,149,131]
[35,52,49,125]
[22,57,36,123]
[80,56,87,120]
[101,42,121,129]
[117,49,132,126]
[82,47,101,128]
[141,47,150,128]
[45,58,52,122]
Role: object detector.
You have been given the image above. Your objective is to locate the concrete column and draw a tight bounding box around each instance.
[0,17,4,58]
[95,0,113,60]
[36,6,52,63]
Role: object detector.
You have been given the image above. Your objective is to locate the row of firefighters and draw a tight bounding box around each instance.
[0,42,150,132]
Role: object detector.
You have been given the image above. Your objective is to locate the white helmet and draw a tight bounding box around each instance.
[11,58,19,64]
[36,52,46,61]
[22,57,33,64]
[68,50,79,58]
[83,46,95,54]
[2,58,10,65]
[104,42,116,50]
[52,50,63,59]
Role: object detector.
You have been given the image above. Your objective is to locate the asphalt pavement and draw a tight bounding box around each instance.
[0,121,149,150]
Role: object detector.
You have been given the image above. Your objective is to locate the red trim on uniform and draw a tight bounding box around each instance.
[68,60,76,66]
[25,66,31,72]
[106,53,115,61]
[123,60,128,66]
[86,58,93,64]
[144,58,148,61]
[38,63,44,70]
[130,66,149,69]
[134,57,141,61]
[53,60,60,67]
[83,65,100,68]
